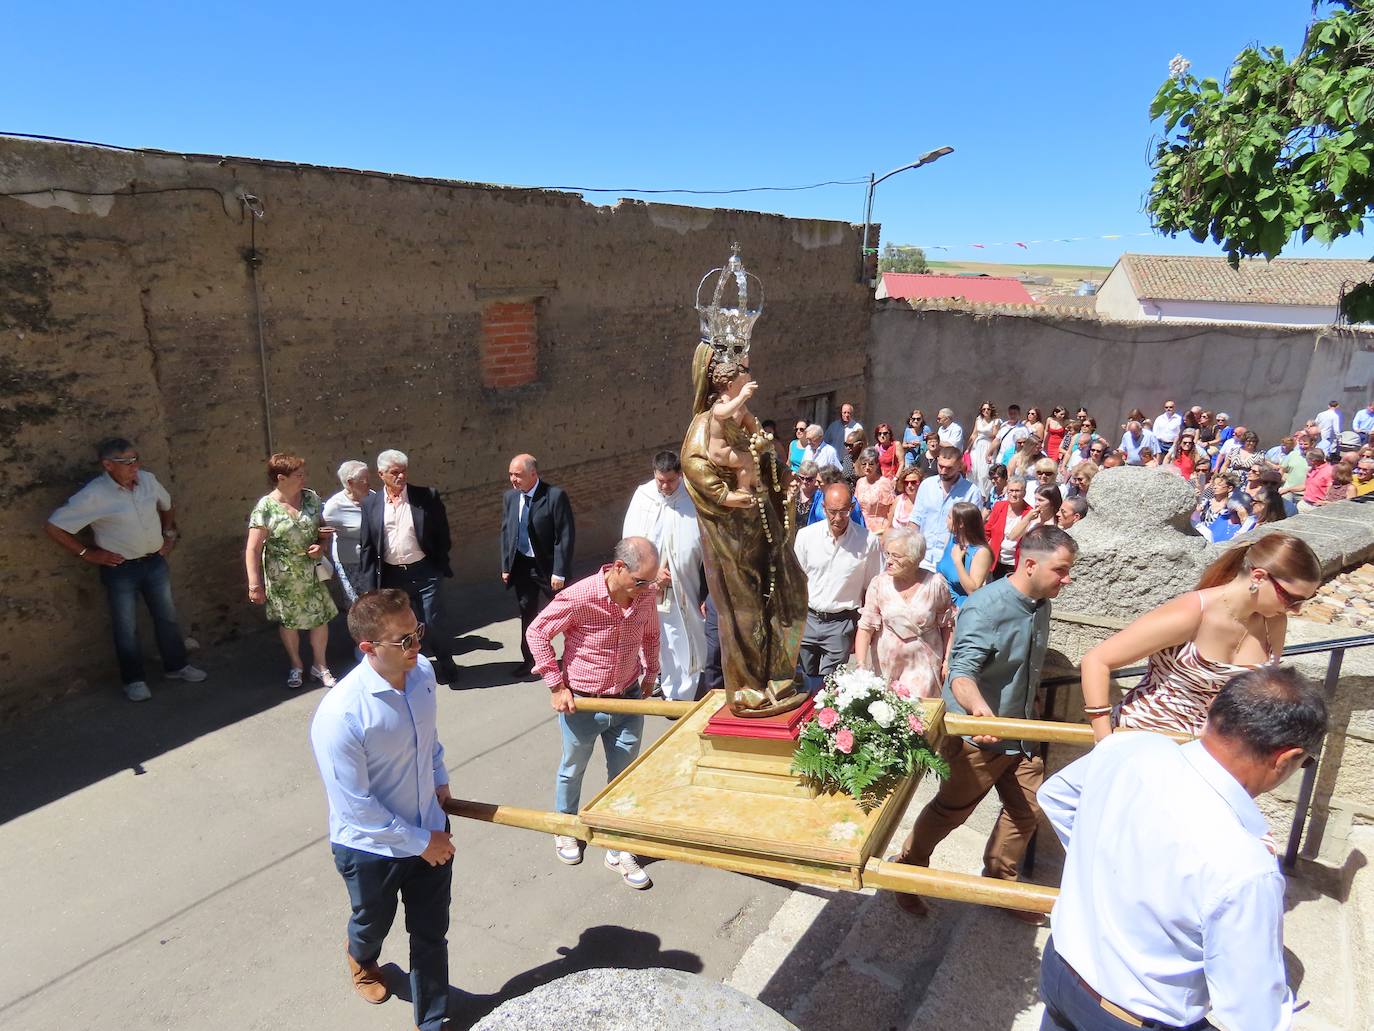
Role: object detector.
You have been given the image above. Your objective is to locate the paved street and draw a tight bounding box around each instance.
[0,582,794,1030]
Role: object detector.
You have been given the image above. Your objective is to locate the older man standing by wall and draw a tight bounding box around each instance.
[44,437,206,702]
[528,537,660,889]
[913,446,982,571]
[891,525,1077,921]
[935,408,965,451]
[622,451,706,701]
[502,454,575,677]
[358,449,460,686]
[1152,399,1182,456]
[802,424,842,471]
[824,401,863,454]
[1037,667,1327,1031]
[794,483,882,693]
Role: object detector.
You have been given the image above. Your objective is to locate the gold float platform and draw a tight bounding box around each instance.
[580,689,946,889]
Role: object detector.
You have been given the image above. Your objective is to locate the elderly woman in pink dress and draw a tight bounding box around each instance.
[854,446,896,534]
[851,525,954,699]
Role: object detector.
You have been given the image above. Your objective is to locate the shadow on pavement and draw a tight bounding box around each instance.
[380,925,703,1028]
[0,579,526,826]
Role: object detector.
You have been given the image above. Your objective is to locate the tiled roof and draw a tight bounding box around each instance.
[1119,253,1372,306]
[880,273,1034,305]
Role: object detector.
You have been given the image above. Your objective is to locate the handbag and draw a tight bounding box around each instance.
[315,555,335,581]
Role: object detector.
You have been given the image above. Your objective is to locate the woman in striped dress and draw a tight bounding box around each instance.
[1077,532,1320,742]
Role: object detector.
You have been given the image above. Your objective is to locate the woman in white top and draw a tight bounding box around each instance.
[322,460,374,608]
[969,401,1001,496]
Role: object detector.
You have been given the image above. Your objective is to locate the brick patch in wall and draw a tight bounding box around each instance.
[481,301,538,388]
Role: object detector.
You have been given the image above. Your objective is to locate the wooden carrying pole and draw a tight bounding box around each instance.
[570,697,696,718]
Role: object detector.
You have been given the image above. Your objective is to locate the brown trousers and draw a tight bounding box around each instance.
[894,735,1045,881]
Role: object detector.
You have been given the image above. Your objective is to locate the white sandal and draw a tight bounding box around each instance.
[311,665,336,688]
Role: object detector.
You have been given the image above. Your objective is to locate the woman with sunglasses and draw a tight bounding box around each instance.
[1023,406,1046,448]
[891,466,922,528]
[873,423,901,478]
[1079,532,1319,742]
[1066,460,1098,498]
[969,401,1001,496]
[788,421,808,474]
[902,409,931,468]
[854,447,896,534]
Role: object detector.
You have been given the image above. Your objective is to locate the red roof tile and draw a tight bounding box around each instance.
[880,273,1035,305]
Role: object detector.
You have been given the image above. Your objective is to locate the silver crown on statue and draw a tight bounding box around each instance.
[695,244,764,363]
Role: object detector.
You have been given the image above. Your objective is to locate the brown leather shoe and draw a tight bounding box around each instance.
[345,946,390,1004]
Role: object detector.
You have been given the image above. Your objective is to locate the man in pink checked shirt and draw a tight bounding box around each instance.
[526,536,662,890]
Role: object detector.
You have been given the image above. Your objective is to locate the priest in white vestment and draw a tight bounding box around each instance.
[622,452,707,700]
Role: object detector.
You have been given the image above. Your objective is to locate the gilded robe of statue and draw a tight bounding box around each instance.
[681,343,808,716]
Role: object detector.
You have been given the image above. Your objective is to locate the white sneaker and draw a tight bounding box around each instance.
[166,664,207,682]
[310,665,337,688]
[605,849,652,890]
[124,681,152,702]
[554,835,583,866]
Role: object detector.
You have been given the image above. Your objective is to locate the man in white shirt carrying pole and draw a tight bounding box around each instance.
[1037,666,1328,1031]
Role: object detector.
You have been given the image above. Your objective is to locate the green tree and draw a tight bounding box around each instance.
[1146,1,1374,321]
[878,242,930,274]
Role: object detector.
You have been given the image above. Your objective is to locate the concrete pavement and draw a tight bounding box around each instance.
[0,585,794,1030]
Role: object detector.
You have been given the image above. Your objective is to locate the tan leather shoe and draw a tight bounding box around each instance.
[345,946,390,1004]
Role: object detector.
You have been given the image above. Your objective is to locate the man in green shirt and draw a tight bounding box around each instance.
[891,524,1078,922]
[1280,433,1309,499]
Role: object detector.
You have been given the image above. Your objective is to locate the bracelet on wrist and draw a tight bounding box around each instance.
[78,547,88,558]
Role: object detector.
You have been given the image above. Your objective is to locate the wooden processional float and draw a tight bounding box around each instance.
[438,690,1137,916]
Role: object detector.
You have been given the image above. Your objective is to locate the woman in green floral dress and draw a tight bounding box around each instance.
[245,453,339,689]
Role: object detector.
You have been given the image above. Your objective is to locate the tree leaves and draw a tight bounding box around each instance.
[1145,2,1374,321]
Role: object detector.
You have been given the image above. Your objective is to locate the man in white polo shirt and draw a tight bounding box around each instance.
[1151,399,1182,455]
[45,437,206,702]
[794,483,882,692]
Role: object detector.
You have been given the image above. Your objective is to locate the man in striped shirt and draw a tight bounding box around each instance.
[527,536,662,889]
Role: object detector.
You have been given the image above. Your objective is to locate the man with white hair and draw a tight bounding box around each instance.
[358,449,460,685]
[323,459,375,607]
[936,408,964,450]
[622,451,706,701]
[802,424,842,471]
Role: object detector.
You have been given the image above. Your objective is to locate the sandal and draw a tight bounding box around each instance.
[286,668,304,690]
[311,665,336,688]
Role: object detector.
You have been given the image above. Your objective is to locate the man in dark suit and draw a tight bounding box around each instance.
[501,454,575,676]
[358,449,461,686]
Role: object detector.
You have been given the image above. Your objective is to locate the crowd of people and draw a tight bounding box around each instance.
[42,391,1363,1031]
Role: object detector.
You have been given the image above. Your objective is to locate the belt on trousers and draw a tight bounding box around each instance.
[1059,953,1206,1030]
[383,559,426,572]
[808,607,858,623]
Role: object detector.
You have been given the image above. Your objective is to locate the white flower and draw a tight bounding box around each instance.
[868,700,896,728]
[1168,53,1191,80]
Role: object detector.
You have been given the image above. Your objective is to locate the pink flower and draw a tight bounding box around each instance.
[835,728,855,754]
[907,713,924,735]
[817,707,839,730]
[892,684,912,700]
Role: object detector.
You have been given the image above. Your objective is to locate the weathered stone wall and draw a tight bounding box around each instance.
[868,303,1374,443]
[0,137,872,718]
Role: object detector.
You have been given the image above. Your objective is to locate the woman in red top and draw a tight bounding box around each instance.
[1170,433,1200,480]
[1044,406,1067,461]
[874,423,900,478]
[983,478,1030,579]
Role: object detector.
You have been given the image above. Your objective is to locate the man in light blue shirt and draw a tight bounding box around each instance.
[912,446,982,570]
[1038,666,1326,1031]
[1353,401,1374,443]
[1117,420,1159,466]
[802,424,843,471]
[311,589,454,1030]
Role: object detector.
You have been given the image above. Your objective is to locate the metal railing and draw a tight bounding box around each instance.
[1042,631,1374,871]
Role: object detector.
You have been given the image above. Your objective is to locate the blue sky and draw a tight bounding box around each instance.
[4,1,1367,268]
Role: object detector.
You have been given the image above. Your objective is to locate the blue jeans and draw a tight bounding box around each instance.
[100,555,188,684]
[555,686,643,815]
[332,842,452,1031]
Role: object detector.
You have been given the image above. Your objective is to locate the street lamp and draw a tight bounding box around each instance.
[859,146,954,284]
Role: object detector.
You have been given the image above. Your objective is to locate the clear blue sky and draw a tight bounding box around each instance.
[4,1,1367,268]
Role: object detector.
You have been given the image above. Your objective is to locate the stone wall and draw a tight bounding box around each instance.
[0,137,873,718]
[867,302,1374,443]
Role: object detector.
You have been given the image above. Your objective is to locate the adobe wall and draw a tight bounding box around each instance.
[0,137,872,719]
[867,302,1374,442]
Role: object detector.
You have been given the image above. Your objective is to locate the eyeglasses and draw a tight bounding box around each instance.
[370,623,426,651]
[795,426,806,434]
[107,455,141,465]
[903,480,918,490]
[1036,470,1055,478]
[797,475,817,484]
[1267,576,1312,612]
[1165,404,1176,410]
[1089,449,1105,456]
[877,431,892,438]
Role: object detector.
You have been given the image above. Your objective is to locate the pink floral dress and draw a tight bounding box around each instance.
[855,475,897,534]
[857,571,954,699]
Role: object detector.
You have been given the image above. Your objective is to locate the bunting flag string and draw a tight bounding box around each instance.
[905,231,1155,252]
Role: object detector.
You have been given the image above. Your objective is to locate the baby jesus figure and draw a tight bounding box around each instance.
[707,371,760,503]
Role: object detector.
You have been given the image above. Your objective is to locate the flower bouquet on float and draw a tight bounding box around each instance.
[792,666,948,808]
